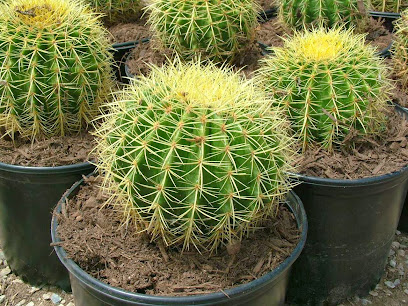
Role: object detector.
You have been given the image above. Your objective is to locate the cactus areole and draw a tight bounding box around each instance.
[257,28,391,152]
[0,0,113,140]
[146,0,258,62]
[95,60,294,252]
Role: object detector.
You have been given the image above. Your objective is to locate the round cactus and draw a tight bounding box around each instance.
[279,0,370,29]
[257,28,391,151]
[371,0,408,12]
[0,0,113,140]
[95,59,294,251]
[87,0,141,25]
[145,0,258,62]
[392,10,408,90]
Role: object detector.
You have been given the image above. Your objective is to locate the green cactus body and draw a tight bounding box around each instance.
[279,0,369,29]
[96,60,294,251]
[146,0,258,62]
[88,0,141,25]
[0,0,113,140]
[371,0,408,12]
[257,28,390,151]
[392,10,408,90]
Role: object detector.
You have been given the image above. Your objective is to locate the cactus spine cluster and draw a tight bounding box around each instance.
[392,10,408,90]
[279,0,369,29]
[371,0,407,12]
[257,28,390,151]
[0,0,113,140]
[146,0,258,62]
[95,59,294,251]
[87,0,141,25]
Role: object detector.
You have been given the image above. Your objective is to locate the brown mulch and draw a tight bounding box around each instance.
[56,176,300,296]
[294,107,408,179]
[0,131,94,167]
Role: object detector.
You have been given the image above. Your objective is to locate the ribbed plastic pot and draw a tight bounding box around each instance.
[0,162,95,290]
[395,104,408,233]
[51,177,308,306]
[286,107,408,304]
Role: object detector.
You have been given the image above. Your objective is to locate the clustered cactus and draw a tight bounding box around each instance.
[392,9,408,90]
[371,0,408,12]
[279,0,369,29]
[257,28,391,151]
[146,0,258,62]
[95,59,294,251]
[87,0,141,25]
[0,0,113,140]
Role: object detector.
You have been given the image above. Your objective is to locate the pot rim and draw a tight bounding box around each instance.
[0,161,94,175]
[51,179,308,304]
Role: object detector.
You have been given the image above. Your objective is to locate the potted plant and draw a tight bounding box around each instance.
[0,0,113,289]
[257,27,408,304]
[51,59,308,305]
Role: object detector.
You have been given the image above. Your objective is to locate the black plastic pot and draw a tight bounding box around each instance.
[286,108,408,304]
[51,177,307,306]
[0,162,95,290]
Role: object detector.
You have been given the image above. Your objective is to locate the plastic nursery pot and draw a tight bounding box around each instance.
[51,177,308,306]
[286,107,408,305]
[111,40,149,84]
[394,103,408,232]
[0,162,95,290]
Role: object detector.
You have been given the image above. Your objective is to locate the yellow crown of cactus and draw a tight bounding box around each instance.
[95,59,295,251]
[0,0,113,140]
[257,28,391,151]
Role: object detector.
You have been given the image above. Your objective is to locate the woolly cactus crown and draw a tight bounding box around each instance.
[0,0,113,140]
[95,59,295,251]
[257,28,391,152]
[279,0,370,29]
[146,0,258,62]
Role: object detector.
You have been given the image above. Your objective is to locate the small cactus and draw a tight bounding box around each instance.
[0,0,113,140]
[371,0,407,12]
[146,0,258,62]
[95,59,295,251]
[257,28,391,151]
[279,0,369,29]
[87,0,141,25]
[392,9,408,90]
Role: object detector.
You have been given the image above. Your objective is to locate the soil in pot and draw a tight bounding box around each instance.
[56,176,300,297]
[108,15,152,44]
[0,131,94,167]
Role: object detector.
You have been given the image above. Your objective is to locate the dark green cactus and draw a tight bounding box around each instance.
[95,59,295,251]
[257,28,391,151]
[146,0,258,62]
[279,0,370,29]
[0,0,113,140]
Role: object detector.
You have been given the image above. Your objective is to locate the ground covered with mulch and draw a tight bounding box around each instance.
[0,131,94,167]
[56,176,300,296]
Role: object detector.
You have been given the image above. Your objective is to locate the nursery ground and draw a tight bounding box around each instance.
[0,231,407,306]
